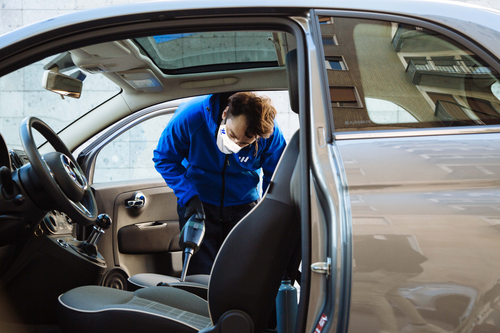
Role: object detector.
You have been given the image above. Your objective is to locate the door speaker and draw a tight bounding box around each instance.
[101,268,129,290]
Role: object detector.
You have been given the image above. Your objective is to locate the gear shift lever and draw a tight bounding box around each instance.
[178,215,205,282]
[81,214,112,257]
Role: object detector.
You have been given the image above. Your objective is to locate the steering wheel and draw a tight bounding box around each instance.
[20,117,97,226]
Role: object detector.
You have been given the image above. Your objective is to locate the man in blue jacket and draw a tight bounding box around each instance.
[153,92,286,275]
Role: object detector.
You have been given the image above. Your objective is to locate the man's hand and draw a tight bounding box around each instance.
[184,195,206,220]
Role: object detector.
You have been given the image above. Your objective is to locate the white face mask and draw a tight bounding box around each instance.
[217,124,242,154]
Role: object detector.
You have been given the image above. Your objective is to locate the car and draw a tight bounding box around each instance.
[0,0,500,332]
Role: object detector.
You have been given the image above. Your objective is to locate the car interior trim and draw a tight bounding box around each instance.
[0,17,302,82]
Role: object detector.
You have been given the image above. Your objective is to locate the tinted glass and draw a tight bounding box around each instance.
[135,32,293,73]
[318,17,500,132]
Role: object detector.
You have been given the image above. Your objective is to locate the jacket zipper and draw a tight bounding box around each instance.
[219,155,229,222]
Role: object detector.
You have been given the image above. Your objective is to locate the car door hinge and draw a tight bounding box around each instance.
[311,257,331,278]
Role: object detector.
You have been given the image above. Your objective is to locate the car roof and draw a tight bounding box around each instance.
[1,0,500,54]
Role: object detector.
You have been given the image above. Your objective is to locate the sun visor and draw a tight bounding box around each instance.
[116,69,164,93]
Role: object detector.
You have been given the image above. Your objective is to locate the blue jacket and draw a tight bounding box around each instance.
[153,94,287,207]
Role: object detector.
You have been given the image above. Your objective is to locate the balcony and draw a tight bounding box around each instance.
[406,59,498,87]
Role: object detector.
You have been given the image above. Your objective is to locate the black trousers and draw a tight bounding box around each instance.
[177,200,258,275]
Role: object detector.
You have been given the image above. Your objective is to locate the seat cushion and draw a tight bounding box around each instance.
[128,273,209,299]
[58,286,211,333]
[128,273,209,288]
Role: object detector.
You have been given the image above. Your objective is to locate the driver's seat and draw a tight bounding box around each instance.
[57,129,301,333]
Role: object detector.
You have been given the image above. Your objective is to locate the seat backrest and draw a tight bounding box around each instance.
[207,130,300,332]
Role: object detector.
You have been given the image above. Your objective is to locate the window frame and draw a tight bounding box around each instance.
[76,101,181,185]
[92,111,176,183]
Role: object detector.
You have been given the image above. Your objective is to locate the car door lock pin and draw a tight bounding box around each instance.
[311,257,332,278]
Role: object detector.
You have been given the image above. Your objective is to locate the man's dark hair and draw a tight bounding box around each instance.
[226,92,277,140]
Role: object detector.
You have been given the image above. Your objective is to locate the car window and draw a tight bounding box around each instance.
[317,17,500,132]
[92,91,297,183]
[93,113,173,183]
[0,55,120,150]
[135,32,292,74]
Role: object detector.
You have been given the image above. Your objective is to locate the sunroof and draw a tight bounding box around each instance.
[135,31,284,74]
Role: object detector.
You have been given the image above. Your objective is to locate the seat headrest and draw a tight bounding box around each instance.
[286,49,299,114]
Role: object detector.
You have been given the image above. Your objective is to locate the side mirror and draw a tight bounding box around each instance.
[42,71,82,99]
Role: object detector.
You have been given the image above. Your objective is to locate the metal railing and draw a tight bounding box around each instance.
[407,59,495,75]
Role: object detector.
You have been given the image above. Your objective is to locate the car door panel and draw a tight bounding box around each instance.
[336,133,500,333]
[92,180,182,285]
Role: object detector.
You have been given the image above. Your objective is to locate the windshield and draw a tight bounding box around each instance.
[0,54,121,150]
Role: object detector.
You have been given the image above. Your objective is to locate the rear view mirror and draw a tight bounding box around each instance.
[42,71,82,99]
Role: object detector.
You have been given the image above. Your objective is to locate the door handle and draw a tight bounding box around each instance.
[126,192,146,208]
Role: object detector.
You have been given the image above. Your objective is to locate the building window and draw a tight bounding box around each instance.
[330,86,362,108]
[426,92,498,126]
[322,35,338,46]
[319,17,334,25]
[460,96,500,125]
[325,56,347,70]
